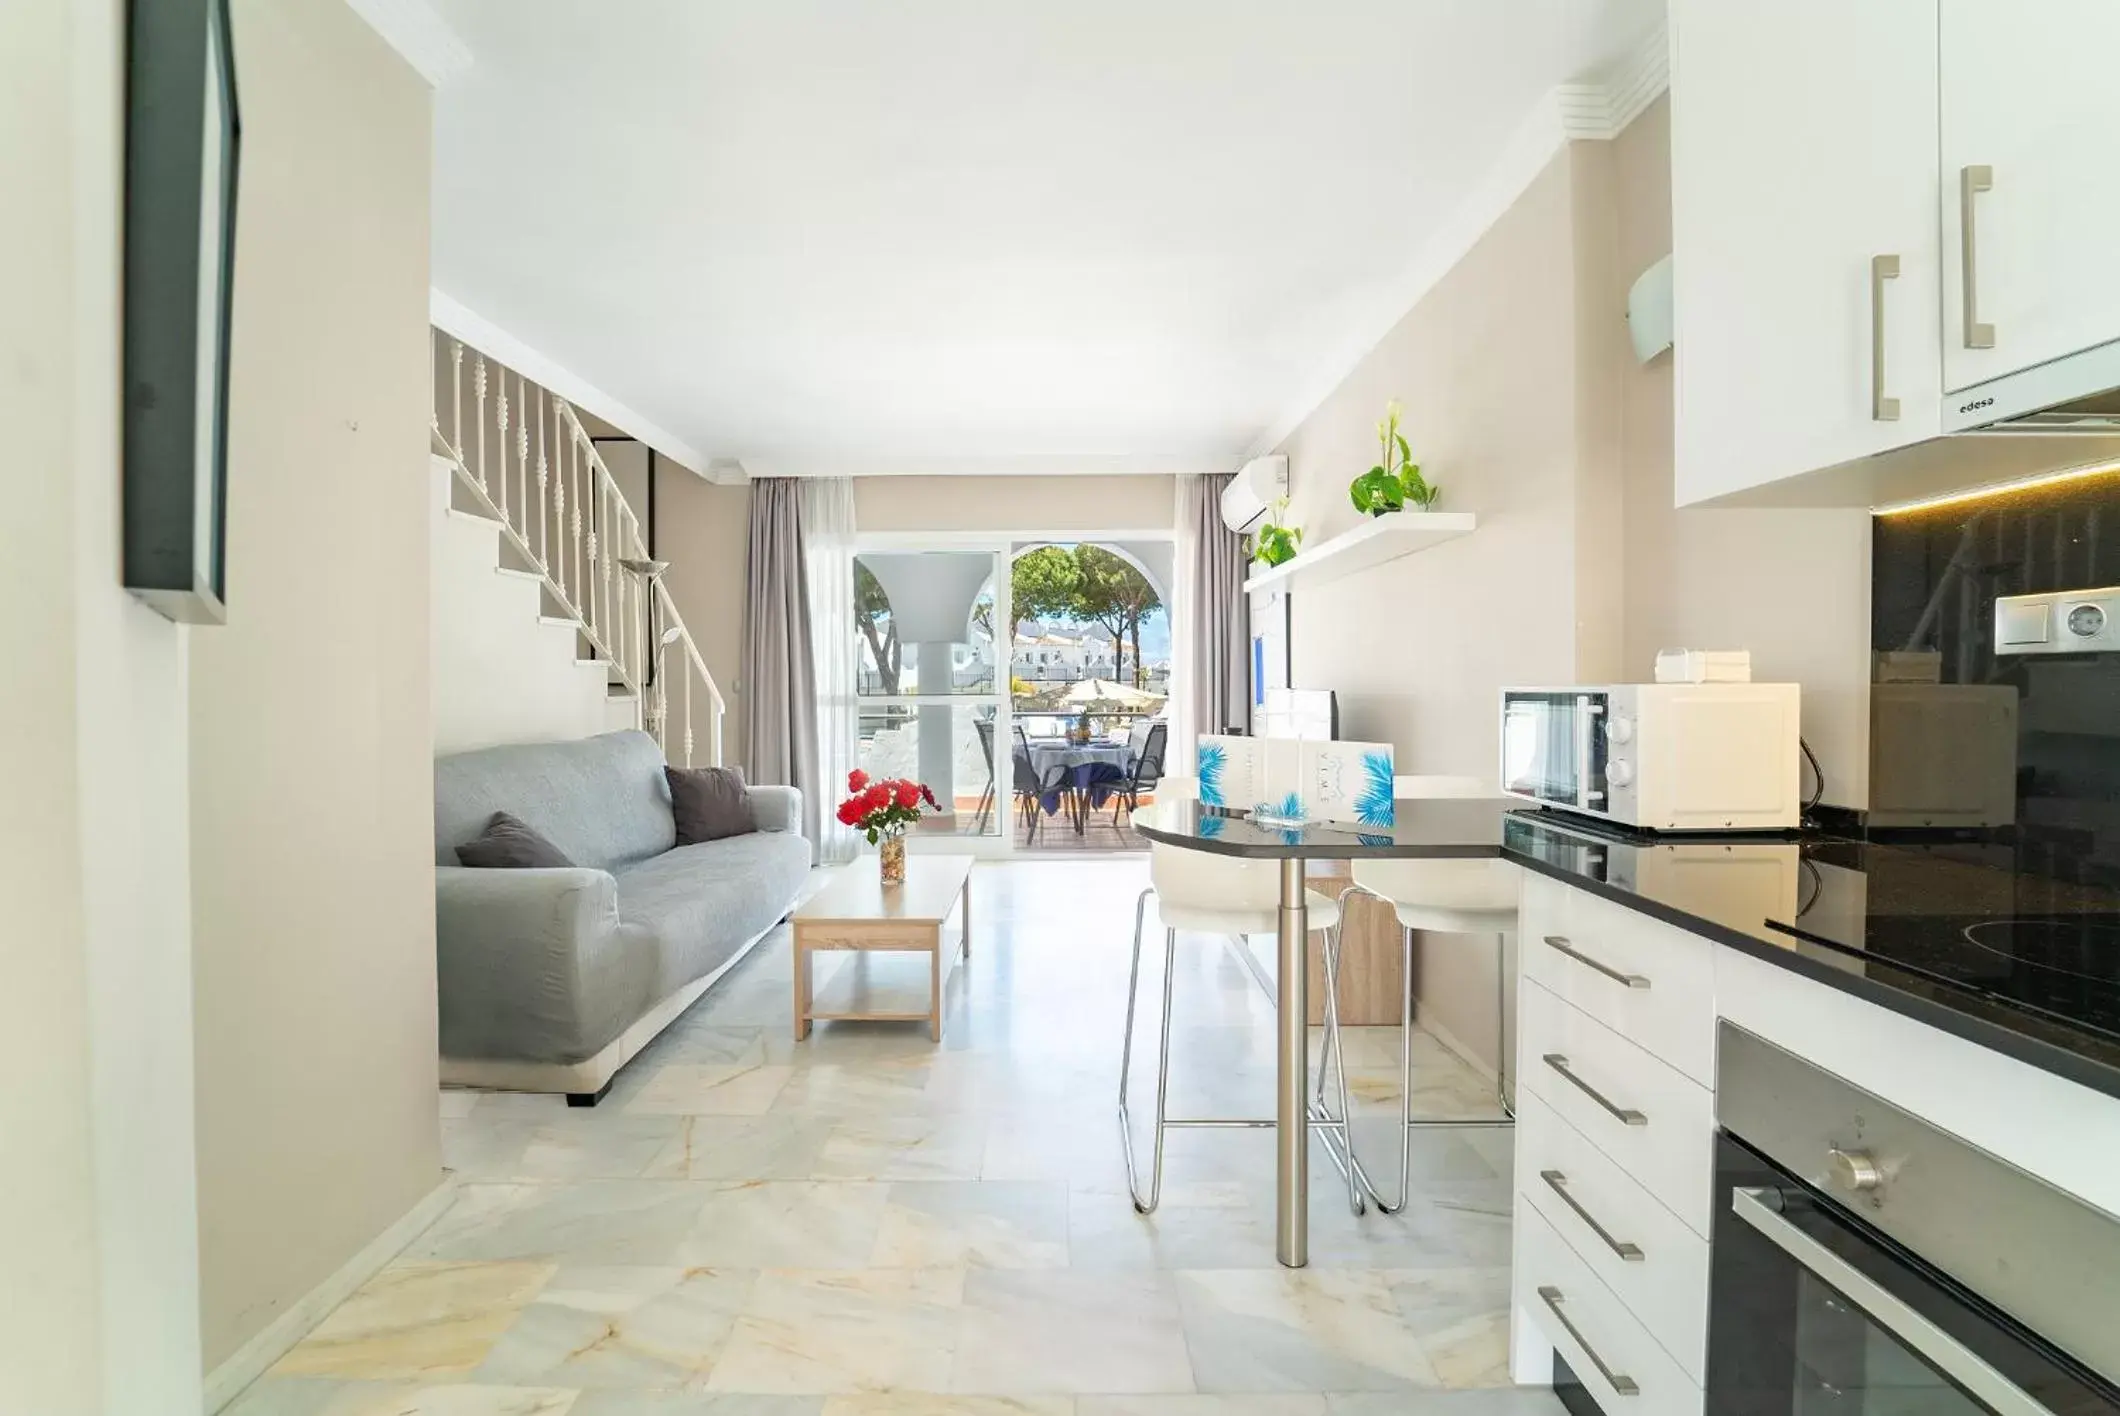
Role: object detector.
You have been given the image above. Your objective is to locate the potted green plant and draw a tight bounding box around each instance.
[1348,401,1439,516]
[1246,501,1302,568]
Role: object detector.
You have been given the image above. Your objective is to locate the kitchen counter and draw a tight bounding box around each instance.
[1134,799,2120,1101]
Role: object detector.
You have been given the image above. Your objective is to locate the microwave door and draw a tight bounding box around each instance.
[1503,693,1592,808]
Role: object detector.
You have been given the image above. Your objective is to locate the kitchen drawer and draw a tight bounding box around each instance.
[1516,1194,1704,1416]
[1518,1089,1712,1384]
[1521,874,1717,1085]
[1521,978,1716,1238]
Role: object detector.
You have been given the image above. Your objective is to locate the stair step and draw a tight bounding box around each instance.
[446,506,502,530]
[493,566,543,585]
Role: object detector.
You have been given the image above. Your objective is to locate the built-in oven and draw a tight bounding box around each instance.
[1708,1022,2120,1415]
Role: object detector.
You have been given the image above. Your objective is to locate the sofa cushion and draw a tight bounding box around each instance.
[615,829,813,997]
[455,810,575,869]
[434,730,676,872]
[667,764,752,844]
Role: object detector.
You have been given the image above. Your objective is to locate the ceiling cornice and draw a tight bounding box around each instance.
[1245,22,1670,460]
[343,0,473,87]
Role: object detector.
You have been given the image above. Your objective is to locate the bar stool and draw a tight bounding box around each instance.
[1324,774,1517,1214]
[1118,779,1363,1217]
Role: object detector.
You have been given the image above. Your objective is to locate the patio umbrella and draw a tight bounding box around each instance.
[1056,677,1160,709]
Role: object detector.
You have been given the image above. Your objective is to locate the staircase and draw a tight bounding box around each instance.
[428,327,724,764]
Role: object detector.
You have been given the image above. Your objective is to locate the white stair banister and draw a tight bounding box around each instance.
[427,324,726,765]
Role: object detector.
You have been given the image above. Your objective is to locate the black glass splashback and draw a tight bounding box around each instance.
[1871,468,2120,888]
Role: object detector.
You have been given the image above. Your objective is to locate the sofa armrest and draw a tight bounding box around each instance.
[747,784,803,835]
[434,866,655,1066]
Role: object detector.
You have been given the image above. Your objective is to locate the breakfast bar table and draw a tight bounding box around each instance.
[1131,795,1514,1268]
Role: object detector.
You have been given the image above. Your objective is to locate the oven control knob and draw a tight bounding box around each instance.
[1828,1148,1883,1192]
[1607,759,1634,787]
[1607,716,1635,745]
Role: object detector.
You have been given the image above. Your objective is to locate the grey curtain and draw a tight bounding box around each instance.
[1185,473,1251,738]
[743,479,821,846]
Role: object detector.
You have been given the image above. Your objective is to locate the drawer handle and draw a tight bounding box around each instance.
[1541,1169,1645,1261]
[1538,1285,1641,1396]
[1543,1053,1648,1127]
[1543,935,1649,989]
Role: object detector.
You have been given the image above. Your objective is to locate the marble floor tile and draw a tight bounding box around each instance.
[475,1265,757,1389]
[1173,1269,1441,1393]
[643,1115,839,1181]
[1326,1393,1567,1414]
[625,1064,797,1116]
[814,1114,991,1182]
[1386,1268,1514,1388]
[675,1182,891,1268]
[820,1396,1073,1416]
[407,1183,713,1266]
[447,1114,693,1182]
[567,1395,824,1416]
[273,1261,556,1380]
[229,1383,581,1416]
[950,1270,1195,1395]
[441,1089,485,1120]
[707,1268,964,1394]
[871,1181,1070,1268]
[980,1111,1128,1184]
[771,1059,938,1118]
[1078,1399,1326,1416]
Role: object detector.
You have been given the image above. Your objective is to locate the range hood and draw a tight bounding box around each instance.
[1944,336,2120,435]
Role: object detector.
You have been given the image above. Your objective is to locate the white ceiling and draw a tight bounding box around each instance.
[427,1,1663,476]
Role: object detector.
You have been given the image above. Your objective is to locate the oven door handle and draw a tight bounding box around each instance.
[1731,1188,2058,1416]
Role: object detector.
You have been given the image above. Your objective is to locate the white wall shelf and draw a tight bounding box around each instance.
[1242,510,1476,595]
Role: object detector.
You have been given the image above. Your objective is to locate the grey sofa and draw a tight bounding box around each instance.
[433,730,810,1102]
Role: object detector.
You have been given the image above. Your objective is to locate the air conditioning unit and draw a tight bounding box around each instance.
[1220,454,1288,533]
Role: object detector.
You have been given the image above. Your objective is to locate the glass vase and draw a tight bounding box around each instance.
[879,833,906,885]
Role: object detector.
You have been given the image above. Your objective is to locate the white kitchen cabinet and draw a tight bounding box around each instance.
[1671,0,1943,506]
[1938,0,2120,395]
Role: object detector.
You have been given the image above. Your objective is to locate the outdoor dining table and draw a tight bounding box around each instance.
[1026,740,1133,830]
[1131,793,1515,1268]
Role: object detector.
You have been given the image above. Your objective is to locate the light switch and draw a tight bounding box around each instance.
[1995,596,2052,647]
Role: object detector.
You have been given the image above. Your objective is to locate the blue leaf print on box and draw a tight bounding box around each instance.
[1253,791,1306,825]
[1197,740,1227,806]
[1355,750,1396,826]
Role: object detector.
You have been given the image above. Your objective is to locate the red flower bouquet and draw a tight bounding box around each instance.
[837,770,937,883]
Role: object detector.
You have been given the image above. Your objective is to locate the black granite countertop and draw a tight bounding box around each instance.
[1133,798,2120,1102]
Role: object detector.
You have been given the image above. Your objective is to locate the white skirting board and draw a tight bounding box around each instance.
[203,1175,458,1413]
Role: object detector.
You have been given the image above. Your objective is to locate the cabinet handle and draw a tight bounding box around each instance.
[1543,1053,1648,1126]
[1543,935,1649,989]
[1870,254,1901,421]
[1541,1169,1645,1260]
[1538,1285,1641,1396]
[1960,165,1996,349]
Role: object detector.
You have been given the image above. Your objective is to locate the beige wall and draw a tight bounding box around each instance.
[2,0,204,1407]
[853,474,1177,533]
[1613,101,1872,807]
[1273,98,1873,1077]
[657,469,753,762]
[189,0,441,1371]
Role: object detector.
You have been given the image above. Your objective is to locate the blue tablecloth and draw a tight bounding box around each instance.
[1029,743,1131,815]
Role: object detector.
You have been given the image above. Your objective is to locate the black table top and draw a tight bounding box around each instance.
[1131,796,1516,858]
[1136,797,2120,1102]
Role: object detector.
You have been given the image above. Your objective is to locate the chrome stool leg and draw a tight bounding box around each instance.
[1312,917,1366,1216]
[1117,887,1176,1213]
[1330,882,1515,1216]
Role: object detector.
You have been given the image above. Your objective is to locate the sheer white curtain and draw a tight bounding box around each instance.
[801,478,859,864]
[1171,477,1202,775]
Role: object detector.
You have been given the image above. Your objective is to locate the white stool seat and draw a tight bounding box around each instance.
[1156,888,1342,938]
[1349,857,1517,935]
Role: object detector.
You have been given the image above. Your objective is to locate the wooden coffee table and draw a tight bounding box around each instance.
[792,854,973,1041]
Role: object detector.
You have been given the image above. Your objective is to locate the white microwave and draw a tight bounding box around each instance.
[1499,683,1803,831]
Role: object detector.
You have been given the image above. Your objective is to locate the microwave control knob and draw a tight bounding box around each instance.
[1606,759,1634,787]
[1828,1148,1883,1192]
[1607,716,1635,745]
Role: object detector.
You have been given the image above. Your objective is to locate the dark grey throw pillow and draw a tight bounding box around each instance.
[456,811,574,869]
[667,764,752,844]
